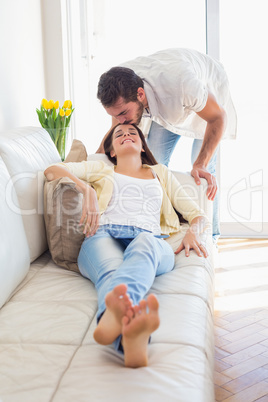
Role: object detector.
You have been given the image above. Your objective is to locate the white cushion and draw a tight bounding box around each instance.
[0,127,61,262]
[0,157,30,308]
[87,152,113,165]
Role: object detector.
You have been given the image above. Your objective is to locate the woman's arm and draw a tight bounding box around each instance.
[44,165,100,237]
[174,216,209,258]
[162,166,209,257]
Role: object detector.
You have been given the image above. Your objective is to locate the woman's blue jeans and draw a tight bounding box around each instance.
[147,121,220,242]
[77,224,175,351]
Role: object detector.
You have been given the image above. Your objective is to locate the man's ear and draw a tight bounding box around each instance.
[137,87,146,102]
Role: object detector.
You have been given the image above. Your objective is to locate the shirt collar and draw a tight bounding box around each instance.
[143,80,159,118]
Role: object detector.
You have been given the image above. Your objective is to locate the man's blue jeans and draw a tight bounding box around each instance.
[77,224,175,351]
[147,121,220,242]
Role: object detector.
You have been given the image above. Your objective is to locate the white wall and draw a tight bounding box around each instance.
[0,0,65,132]
[41,0,65,104]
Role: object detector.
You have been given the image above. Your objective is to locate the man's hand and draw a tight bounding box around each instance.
[79,186,100,237]
[191,164,217,201]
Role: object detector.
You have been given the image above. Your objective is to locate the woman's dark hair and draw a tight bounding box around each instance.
[104,123,158,166]
[97,67,144,107]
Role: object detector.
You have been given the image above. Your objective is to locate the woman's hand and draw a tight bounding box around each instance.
[174,227,208,258]
[79,185,100,237]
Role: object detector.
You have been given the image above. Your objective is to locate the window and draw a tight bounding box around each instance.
[219,0,268,236]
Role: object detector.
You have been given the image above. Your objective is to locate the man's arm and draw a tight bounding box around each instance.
[191,91,227,200]
[95,116,119,153]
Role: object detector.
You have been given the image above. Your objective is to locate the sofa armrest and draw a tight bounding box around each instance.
[171,171,213,227]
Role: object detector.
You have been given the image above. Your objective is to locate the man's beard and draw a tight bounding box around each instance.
[125,101,144,125]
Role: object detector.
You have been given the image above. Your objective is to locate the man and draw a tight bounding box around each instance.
[96,48,237,242]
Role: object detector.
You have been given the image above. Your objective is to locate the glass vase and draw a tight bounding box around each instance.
[46,128,69,161]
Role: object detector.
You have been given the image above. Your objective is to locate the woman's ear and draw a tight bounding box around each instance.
[110,149,116,158]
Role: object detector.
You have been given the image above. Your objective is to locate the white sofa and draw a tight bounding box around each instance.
[0,127,215,402]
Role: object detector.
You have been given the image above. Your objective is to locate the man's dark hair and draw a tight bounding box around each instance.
[97,67,144,107]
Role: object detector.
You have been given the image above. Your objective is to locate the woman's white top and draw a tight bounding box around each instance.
[99,172,163,235]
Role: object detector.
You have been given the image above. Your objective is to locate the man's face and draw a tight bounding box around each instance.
[104,96,144,125]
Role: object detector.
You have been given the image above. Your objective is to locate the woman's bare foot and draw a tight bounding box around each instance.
[93,284,133,345]
[121,294,160,368]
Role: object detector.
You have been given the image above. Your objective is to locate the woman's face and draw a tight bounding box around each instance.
[110,124,144,158]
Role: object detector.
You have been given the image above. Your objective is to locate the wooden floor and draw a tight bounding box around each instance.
[214,238,268,401]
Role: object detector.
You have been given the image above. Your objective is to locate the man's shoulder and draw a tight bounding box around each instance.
[120,48,206,88]
[120,48,206,67]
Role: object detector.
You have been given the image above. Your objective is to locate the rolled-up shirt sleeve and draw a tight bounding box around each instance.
[182,76,208,113]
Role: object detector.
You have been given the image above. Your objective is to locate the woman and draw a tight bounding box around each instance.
[44,123,208,368]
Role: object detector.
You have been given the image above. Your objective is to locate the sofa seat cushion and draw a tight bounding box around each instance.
[52,344,214,402]
[0,251,97,346]
[159,228,214,309]
[0,219,214,401]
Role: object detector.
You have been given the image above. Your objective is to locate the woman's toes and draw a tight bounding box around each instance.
[126,308,134,320]
[147,294,159,311]
[139,299,147,312]
[113,284,128,297]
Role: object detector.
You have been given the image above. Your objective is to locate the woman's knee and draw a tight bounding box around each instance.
[78,232,124,282]
[130,232,174,273]
[132,232,157,249]
[128,232,170,258]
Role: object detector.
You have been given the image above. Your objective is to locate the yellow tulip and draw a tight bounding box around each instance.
[54,101,59,109]
[65,109,72,117]
[42,98,49,109]
[59,109,65,117]
[63,100,72,109]
[48,100,54,109]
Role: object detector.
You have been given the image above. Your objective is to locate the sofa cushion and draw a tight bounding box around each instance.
[44,177,84,273]
[43,139,89,272]
[0,157,30,308]
[0,127,61,262]
[87,153,113,165]
[65,139,87,163]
